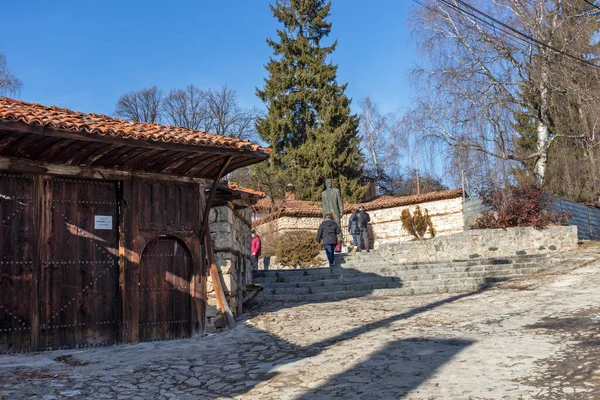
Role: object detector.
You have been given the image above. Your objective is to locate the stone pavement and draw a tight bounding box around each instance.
[2,254,600,399]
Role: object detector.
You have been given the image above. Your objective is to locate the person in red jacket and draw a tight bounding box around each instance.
[250,229,262,269]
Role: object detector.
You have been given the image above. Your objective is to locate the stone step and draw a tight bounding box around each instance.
[398,266,544,282]
[353,262,542,277]
[252,262,542,284]
[253,267,357,278]
[343,255,547,269]
[254,256,548,278]
[257,279,501,303]
[258,269,540,297]
[257,289,380,303]
[265,281,394,296]
[256,274,527,302]
[256,276,398,289]
[253,265,541,290]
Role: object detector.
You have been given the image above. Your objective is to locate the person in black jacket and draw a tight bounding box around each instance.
[348,211,360,251]
[351,206,371,252]
[316,213,341,268]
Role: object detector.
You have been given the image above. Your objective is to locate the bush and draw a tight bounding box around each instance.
[471,184,571,229]
[275,230,321,268]
[401,206,436,240]
[260,231,278,258]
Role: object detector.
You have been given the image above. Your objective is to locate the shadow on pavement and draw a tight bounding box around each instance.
[226,278,502,398]
[0,279,501,399]
[296,337,474,399]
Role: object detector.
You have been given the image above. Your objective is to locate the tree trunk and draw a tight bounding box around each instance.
[370,145,380,196]
[533,55,551,188]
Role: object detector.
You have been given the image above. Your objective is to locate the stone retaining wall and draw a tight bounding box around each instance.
[378,225,578,264]
[255,197,465,249]
[207,204,253,331]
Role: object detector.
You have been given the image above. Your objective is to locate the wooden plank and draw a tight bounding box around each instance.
[206,234,235,329]
[30,175,43,351]
[128,178,144,343]
[0,156,209,184]
[118,148,157,170]
[151,182,166,231]
[0,173,35,352]
[149,151,191,174]
[64,141,104,166]
[121,177,136,343]
[52,139,94,165]
[62,179,78,348]
[77,179,93,345]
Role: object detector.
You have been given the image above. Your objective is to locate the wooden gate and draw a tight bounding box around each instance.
[139,237,192,342]
[0,174,119,352]
[40,177,119,349]
[0,173,35,353]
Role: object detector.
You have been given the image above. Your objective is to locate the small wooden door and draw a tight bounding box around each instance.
[39,177,119,349]
[0,173,35,353]
[139,237,192,341]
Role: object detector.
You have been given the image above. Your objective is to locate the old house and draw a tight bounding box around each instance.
[253,189,465,248]
[0,98,270,353]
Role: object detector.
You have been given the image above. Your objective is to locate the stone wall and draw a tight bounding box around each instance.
[377,225,578,264]
[207,204,253,331]
[255,197,465,248]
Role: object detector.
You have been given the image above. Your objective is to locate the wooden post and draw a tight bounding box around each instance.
[201,156,235,329]
[30,175,44,351]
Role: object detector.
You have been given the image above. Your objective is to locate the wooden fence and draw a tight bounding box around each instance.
[549,197,600,240]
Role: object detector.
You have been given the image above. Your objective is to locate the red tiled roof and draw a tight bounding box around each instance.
[0,97,271,155]
[253,189,463,224]
[227,182,266,198]
[346,189,463,212]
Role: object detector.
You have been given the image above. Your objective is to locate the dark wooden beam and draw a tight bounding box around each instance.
[200,156,232,243]
[0,156,208,183]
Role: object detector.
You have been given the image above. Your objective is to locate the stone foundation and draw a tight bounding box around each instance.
[378,225,578,264]
[207,204,253,331]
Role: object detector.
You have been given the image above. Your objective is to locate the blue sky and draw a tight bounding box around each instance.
[1,1,416,117]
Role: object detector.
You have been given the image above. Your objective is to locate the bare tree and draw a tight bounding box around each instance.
[115,86,163,123]
[162,84,210,130]
[115,84,259,139]
[359,97,404,195]
[0,54,22,96]
[406,0,600,188]
[206,86,258,140]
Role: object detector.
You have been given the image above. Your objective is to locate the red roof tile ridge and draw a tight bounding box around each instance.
[0,97,271,154]
[253,188,463,220]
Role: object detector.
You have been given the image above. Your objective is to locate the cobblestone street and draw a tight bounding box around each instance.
[2,258,600,399]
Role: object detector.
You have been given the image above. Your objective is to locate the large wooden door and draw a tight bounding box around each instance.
[139,237,192,341]
[40,177,119,349]
[0,173,35,353]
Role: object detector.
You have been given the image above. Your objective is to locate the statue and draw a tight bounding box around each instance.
[321,178,344,229]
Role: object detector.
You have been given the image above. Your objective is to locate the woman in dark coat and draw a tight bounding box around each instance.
[316,213,341,268]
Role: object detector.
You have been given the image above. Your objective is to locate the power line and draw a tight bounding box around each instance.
[411,0,600,69]
[582,0,600,11]
[411,0,535,52]
[445,0,600,68]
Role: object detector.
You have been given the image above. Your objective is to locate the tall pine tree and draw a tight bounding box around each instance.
[256,0,365,202]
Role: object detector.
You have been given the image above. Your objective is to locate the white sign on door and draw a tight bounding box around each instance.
[94,215,113,230]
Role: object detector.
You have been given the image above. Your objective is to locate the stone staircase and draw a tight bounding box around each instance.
[252,250,556,304]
